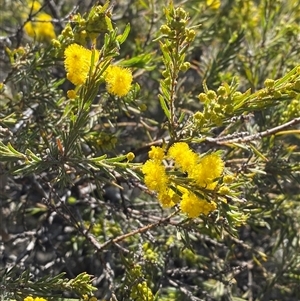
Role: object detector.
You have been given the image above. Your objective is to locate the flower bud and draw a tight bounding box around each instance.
[186,29,196,42]
[207,90,217,100]
[198,93,208,102]
[160,25,171,35]
[126,152,135,161]
[180,62,190,72]
[264,78,275,89]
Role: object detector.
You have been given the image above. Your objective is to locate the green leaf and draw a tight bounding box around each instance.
[119,53,155,70]
[117,23,130,44]
[160,80,171,100]
[158,94,171,120]
[249,143,269,162]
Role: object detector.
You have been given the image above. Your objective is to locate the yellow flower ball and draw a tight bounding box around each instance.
[148,146,165,161]
[105,65,133,97]
[206,0,221,10]
[24,12,56,42]
[180,191,216,218]
[126,152,135,161]
[167,142,198,174]
[191,153,224,189]
[67,89,77,99]
[142,160,168,193]
[23,297,48,301]
[64,44,99,86]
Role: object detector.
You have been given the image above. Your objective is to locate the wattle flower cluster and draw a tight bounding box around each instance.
[24,297,47,301]
[23,1,56,42]
[64,44,132,97]
[142,142,225,218]
[64,43,99,86]
[104,65,133,97]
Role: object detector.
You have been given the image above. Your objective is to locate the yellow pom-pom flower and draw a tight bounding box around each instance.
[24,12,56,42]
[148,146,165,161]
[206,0,221,10]
[142,160,168,193]
[180,191,216,218]
[24,297,47,301]
[64,44,99,86]
[23,1,55,42]
[27,0,42,12]
[191,153,224,189]
[105,65,133,97]
[157,188,180,208]
[167,142,198,174]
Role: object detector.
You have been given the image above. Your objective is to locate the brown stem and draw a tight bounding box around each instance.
[86,209,180,253]
[205,117,300,145]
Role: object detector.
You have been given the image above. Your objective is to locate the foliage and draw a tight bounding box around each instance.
[0,0,300,301]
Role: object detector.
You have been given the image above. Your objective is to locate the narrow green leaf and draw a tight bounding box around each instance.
[117,23,130,44]
[158,94,171,120]
[249,143,269,162]
[7,142,26,159]
[160,80,171,100]
[178,111,185,123]
[89,154,108,162]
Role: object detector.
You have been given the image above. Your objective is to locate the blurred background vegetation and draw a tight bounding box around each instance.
[0,0,300,300]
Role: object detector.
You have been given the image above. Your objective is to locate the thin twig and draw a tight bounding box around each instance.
[90,209,180,252]
[167,278,205,301]
[205,117,300,145]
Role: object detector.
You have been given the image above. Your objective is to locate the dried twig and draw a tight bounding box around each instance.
[206,117,300,145]
[87,209,180,252]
